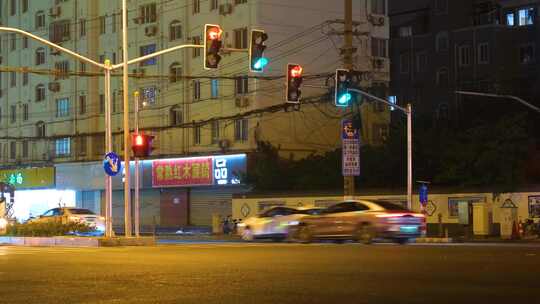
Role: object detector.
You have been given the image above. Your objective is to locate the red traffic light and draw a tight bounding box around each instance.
[290,65,303,78]
[207,27,223,40]
[134,134,144,146]
[131,133,154,158]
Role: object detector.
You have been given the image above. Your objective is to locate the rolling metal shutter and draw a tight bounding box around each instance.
[189,187,247,226]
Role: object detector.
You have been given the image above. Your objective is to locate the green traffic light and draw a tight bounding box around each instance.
[338,93,352,106]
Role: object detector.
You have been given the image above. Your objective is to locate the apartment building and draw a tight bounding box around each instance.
[0,0,390,227]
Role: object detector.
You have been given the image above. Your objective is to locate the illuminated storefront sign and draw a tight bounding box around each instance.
[152,154,246,187]
[0,167,55,189]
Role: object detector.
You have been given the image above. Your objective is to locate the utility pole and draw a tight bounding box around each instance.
[122,0,132,237]
[343,0,355,198]
[134,91,140,238]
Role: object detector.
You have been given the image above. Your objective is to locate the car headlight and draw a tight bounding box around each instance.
[237,223,246,228]
[69,216,80,222]
[287,221,300,226]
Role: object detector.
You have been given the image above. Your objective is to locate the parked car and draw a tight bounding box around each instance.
[237,206,322,241]
[29,207,105,235]
[292,200,425,244]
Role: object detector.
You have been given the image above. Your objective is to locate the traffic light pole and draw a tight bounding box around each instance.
[134,91,140,238]
[343,0,355,198]
[348,88,414,210]
[104,61,114,238]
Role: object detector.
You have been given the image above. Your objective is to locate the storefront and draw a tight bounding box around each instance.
[0,167,59,221]
[55,153,248,229]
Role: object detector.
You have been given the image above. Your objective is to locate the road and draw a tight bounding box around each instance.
[0,242,539,304]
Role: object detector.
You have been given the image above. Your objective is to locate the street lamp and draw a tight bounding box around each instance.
[347,88,414,210]
[455,91,540,114]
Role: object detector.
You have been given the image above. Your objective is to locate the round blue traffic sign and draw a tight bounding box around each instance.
[103,152,122,176]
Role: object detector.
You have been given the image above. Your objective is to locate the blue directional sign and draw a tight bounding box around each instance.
[419,184,428,205]
[103,152,122,177]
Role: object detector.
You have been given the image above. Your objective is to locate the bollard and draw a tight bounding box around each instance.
[438,213,443,238]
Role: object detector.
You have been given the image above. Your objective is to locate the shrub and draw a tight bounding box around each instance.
[6,220,96,237]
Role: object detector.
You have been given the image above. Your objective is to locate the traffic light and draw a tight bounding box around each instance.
[335,69,352,107]
[286,64,303,103]
[249,29,269,72]
[131,133,154,158]
[204,24,223,70]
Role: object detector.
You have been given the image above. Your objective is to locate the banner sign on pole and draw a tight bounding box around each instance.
[342,119,360,176]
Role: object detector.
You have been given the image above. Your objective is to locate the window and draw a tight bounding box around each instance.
[141,87,157,105]
[22,141,28,158]
[435,32,448,52]
[371,37,388,57]
[518,7,534,26]
[193,125,201,145]
[10,142,16,159]
[140,3,157,23]
[111,14,117,33]
[10,33,16,51]
[507,12,515,26]
[234,118,248,142]
[50,20,71,43]
[234,0,247,4]
[79,95,86,115]
[520,44,535,64]
[22,0,28,13]
[170,108,182,126]
[435,0,448,14]
[112,91,117,113]
[55,61,69,79]
[371,0,386,15]
[234,28,248,49]
[458,45,471,67]
[235,76,248,95]
[169,20,182,41]
[99,16,106,34]
[436,68,449,87]
[36,84,45,101]
[80,19,86,37]
[140,44,157,66]
[36,48,45,65]
[99,94,105,114]
[23,103,28,121]
[193,0,200,14]
[10,105,16,123]
[55,137,70,156]
[169,62,182,83]
[478,43,489,64]
[22,36,28,48]
[10,71,16,87]
[193,80,201,101]
[192,36,201,57]
[80,62,86,72]
[56,98,70,117]
[0,107,2,123]
[448,199,459,217]
[210,0,219,10]
[35,11,45,29]
[416,52,427,72]
[211,120,220,143]
[36,121,45,137]
[211,79,219,98]
[10,0,15,16]
[437,103,449,121]
[399,53,410,74]
[398,26,412,37]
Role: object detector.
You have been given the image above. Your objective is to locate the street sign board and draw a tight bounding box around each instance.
[103,152,122,177]
[341,119,360,176]
[419,184,428,205]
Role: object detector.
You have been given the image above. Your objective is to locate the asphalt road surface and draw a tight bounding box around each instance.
[1,242,539,304]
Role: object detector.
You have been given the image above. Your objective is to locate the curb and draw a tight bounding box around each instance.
[0,236,156,247]
[414,237,454,243]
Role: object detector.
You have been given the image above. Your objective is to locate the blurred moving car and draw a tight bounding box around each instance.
[29,207,105,235]
[237,206,321,241]
[293,200,425,244]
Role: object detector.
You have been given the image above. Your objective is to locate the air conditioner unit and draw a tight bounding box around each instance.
[50,47,61,56]
[219,139,230,149]
[235,96,249,108]
[145,25,158,37]
[133,16,143,24]
[219,3,233,15]
[48,82,61,92]
[373,58,386,70]
[49,6,61,17]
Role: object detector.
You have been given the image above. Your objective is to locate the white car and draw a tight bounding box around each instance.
[29,207,105,235]
[237,206,321,241]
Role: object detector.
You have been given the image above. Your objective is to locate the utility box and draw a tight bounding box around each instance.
[212,213,222,234]
[473,202,489,236]
[500,206,518,239]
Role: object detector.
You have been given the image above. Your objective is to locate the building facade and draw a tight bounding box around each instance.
[0,0,390,227]
[390,0,540,122]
